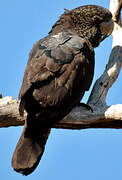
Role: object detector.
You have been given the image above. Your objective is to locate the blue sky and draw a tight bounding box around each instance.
[0,0,122,179]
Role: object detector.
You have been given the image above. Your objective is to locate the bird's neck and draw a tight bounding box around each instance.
[49,14,74,35]
[49,13,102,48]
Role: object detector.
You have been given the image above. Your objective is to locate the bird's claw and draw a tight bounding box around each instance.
[78,103,93,112]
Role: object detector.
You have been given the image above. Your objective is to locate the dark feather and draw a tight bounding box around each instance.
[12,5,113,175]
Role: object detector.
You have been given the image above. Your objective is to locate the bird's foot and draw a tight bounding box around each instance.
[78,103,93,112]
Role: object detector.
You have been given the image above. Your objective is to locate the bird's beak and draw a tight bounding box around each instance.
[99,18,114,43]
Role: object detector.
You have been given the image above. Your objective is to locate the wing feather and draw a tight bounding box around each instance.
[19,31,94,113]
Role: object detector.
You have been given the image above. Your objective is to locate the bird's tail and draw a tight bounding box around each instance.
[12,118,51,176]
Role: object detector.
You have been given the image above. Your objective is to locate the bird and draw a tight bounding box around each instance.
[12,5,114,176]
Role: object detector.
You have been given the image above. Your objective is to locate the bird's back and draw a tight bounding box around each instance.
[19,31,95,120]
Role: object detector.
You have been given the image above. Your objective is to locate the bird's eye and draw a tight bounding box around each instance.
[104,15,111,22]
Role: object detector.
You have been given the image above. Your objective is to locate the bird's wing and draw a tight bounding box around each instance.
[19,31,71,98]
[19,31,94,113]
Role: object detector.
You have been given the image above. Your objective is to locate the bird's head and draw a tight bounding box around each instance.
[70,5,114,47]
[50,5,114,47]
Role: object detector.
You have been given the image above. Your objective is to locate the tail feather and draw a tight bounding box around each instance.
[12,124,51,176]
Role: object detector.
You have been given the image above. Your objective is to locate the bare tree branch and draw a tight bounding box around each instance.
[110,0,122,23]
[0,0,122,130]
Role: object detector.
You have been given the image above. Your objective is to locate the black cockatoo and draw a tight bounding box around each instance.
[12,5,114,176]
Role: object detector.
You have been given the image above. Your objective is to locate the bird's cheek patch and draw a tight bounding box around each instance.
[99,18,114,39]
